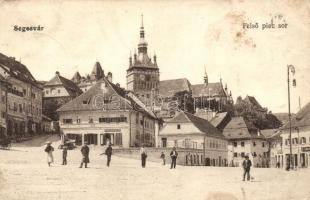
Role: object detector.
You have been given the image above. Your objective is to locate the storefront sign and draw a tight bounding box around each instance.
[301,147,310,152]
[104,129,121,132]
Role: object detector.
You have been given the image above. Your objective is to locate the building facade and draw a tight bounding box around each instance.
[223,116,269,167]
[159,111,228,166]
[0,53,43,139]
[273,102,310,169]
[57,78,159,148]
[43,71,82,121]
[0,74,9,137]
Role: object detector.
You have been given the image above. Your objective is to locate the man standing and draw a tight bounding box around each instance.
[62,145,68,165]
[105,143,113,167]
[140,145,147,168]
[170,147,178,169]
[80,142,90,168]
[242,155,252,181]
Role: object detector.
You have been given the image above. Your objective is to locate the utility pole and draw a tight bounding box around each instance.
[287,64,296,170]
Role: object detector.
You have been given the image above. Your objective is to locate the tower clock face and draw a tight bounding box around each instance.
[140,74,145,81]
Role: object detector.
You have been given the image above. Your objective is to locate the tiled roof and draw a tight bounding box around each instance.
[223,117,262,140]
[191,82,227,98]
[273,113,295,126]
[45,72,82,96]
[281,101,310,130]
[91,62,104,79]
[166,111,224,139]
[0,53,38,86]
[57,78,157,119]
[260,129,277,139]
[159,78,191,98]
[71,71,81,83]
[210,112,229,128]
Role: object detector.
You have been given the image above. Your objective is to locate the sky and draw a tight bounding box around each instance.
[0,0,309,113]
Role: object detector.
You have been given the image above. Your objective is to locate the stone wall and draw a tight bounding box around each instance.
[113,147,213,166]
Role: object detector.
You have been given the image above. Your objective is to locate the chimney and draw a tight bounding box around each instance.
[107,72,112,82]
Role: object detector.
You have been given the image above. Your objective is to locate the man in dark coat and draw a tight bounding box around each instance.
[242,155,252,181]
[105,144,113,167]
[62,145,68,165]
[80,142,90,168]
[170,147,178,169]
[140,145,147,168]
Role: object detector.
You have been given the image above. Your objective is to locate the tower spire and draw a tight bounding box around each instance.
[140,14,145,39]
[204,66,208,85]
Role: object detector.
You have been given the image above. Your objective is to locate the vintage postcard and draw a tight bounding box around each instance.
[0,0,310,200]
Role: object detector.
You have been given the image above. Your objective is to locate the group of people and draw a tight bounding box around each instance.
[45,141,252,181]
[44,142,179,169]
[44,141,112,168]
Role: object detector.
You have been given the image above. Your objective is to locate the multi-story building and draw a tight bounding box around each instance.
[126,16,160,107]
[57,77,159,147]
[0,53,43,138]
[43,71,82,121]
[159,111,228,166]
[274,101,310,169]
[223,116,269,167]
[0,74,9,137]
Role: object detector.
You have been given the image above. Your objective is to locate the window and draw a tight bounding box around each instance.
[63,119,72,124]
[76,118,81,123]
[177,124,181,129]
[233,142,237,147]
[89,118,93,123]
[99,117,127,123]
[234,153,238,157]
[146,94,150,98]
[241,142,245,147]
[262,142,265,147]
[253,142,256,146]
[58,89,60,94]
[115,133,122,145]
[241,152,245,157]
[301,137,306,144]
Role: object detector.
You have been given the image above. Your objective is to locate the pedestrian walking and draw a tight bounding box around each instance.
[44,141,54,167]
[62,145,68,165]
[80,142,90,168]
[160,152,166,165]
[170,147,178,169]
[242,155,252,181]
[105,143,113,167]
[140,145,147,168]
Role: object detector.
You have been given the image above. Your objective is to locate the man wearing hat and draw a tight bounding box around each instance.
[242,155,252,181]
[80,142,90,168]
[105,143,113,167]
[170,147,178,169]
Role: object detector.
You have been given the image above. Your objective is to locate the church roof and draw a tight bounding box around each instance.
[210,112,230,129]
[159,78,191,98]
[45,72,82,96]
[191,82,227,98]
[165,111,224,139]
[0,53,39,87]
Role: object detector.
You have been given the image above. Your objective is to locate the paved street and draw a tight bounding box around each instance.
[0,140,310,200]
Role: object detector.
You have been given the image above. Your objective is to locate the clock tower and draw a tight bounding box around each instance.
[126,15,160,107]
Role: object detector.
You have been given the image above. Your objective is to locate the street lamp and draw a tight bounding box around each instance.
[287,64,296,170]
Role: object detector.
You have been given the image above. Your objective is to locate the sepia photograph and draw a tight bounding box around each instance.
[0,0,310,199]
